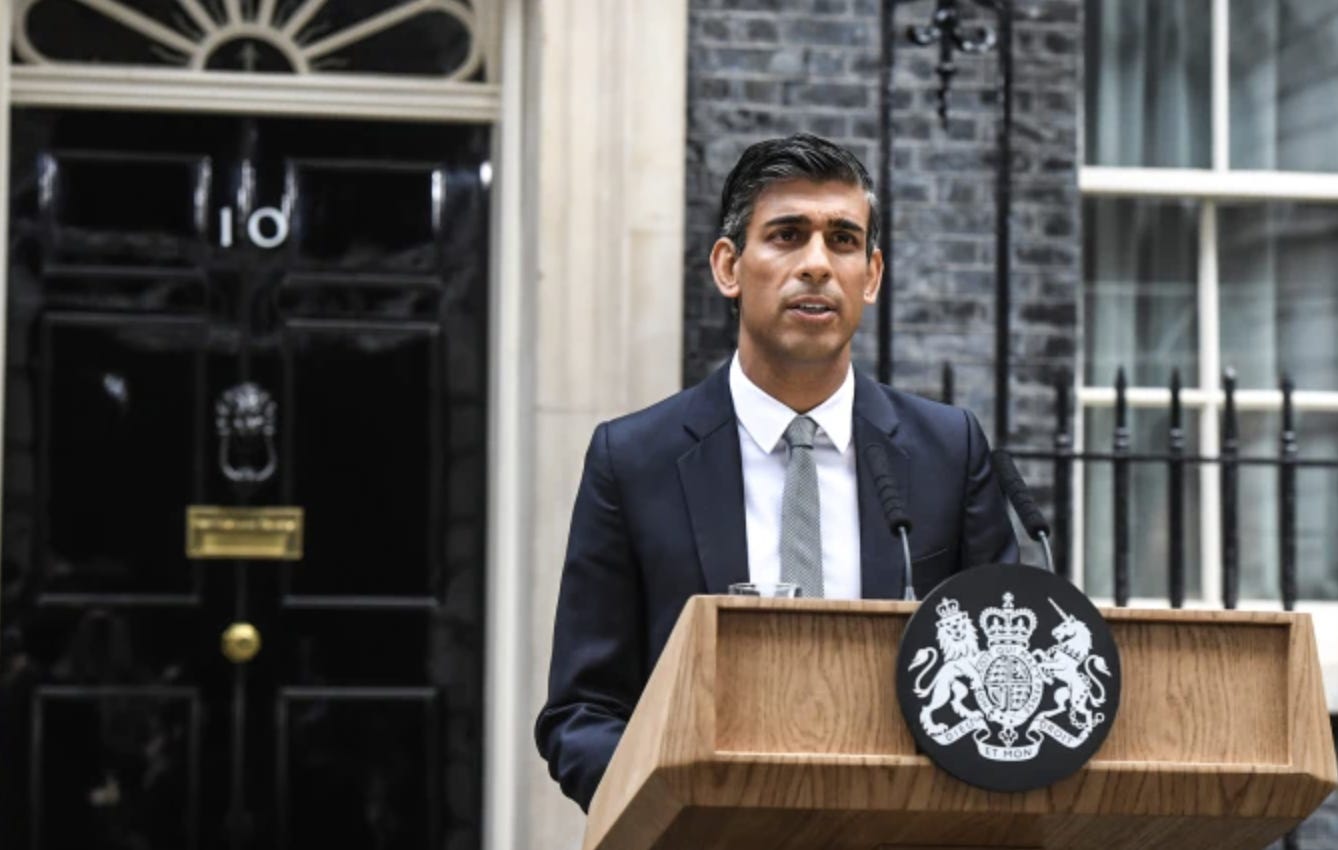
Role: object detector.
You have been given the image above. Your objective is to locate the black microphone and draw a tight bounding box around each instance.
[864,443,916,601]
[991,448,1054,572]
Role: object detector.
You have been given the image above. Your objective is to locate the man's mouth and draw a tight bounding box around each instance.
[787,300,837,318]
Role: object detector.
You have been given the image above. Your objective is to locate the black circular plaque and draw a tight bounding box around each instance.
[895,564,1122,792]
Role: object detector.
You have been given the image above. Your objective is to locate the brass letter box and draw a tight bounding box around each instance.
[186,506,304,560]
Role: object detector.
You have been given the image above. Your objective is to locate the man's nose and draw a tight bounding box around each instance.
[796,233,833,283]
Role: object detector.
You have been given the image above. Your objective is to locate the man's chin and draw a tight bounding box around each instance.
[771,337,851,367]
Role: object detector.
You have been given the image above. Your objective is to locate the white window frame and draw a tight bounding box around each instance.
[1076,0,1338,622]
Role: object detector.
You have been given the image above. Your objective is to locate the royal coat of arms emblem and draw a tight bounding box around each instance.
[896,565,1122,792]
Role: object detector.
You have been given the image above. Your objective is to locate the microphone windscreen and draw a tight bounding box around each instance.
[991,449,1051,540]
[865,443,912,533]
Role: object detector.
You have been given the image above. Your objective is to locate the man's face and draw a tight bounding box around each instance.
[712,178,883,372]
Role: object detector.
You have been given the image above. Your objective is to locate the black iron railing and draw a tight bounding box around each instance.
[935,364,1335,616]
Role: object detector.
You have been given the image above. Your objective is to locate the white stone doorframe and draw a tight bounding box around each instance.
[523,0,687,844]
[0,2,688,849]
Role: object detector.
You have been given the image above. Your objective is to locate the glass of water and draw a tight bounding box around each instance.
[727,581,800,598]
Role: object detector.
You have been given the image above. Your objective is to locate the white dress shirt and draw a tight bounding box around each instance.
[729,353,862,599]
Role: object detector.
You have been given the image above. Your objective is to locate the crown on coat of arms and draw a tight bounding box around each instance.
[935,597,971,628]
[979,592,1037,647]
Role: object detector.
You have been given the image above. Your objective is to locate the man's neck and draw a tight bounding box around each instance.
[737,346,850,413]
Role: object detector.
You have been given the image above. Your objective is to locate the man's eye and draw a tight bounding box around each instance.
[833,232,857,246]
[775,229,799,242]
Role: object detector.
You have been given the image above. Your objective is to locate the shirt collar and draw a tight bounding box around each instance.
[728,352,855,455]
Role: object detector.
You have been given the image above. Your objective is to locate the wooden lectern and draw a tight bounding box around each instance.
[583,596,1337,850]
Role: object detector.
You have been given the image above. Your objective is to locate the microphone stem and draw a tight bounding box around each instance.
[1038,531,1054,573]
[899,527,915,601]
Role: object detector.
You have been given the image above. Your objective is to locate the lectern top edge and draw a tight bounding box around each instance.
[706,593,1309,628]
[707,595,918,613]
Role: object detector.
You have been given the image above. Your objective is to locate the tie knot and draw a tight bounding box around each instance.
[783,415,818,450]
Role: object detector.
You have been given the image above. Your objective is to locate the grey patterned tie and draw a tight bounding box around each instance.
[780,415,824,599]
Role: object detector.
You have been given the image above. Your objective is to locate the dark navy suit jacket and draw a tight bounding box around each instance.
[535,364,1018,810]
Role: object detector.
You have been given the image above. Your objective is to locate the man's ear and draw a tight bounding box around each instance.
[710,238,741,300]
[863,247,884,305]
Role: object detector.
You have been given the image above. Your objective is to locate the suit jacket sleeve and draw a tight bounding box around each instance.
[534,421,646,812]
[961,409,1021,568]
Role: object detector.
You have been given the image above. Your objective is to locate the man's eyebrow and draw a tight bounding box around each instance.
[761,214,866,234]
[761,214,812,228]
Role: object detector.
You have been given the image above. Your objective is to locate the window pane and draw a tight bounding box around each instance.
[1083,407,1203,600]
[1219,204,1338,390]
[1084,198,1200,387]
[1230,1,1338,171]
[1234,411,1338,601]
[1084,0,1212,167]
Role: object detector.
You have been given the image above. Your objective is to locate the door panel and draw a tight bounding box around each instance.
[278,688,439,849]
[288,162,444,273]
[42,152,210,267]
[42,315,205,601]
[33,686,201,850]
[1,109,489,850]
[284,323,438,601]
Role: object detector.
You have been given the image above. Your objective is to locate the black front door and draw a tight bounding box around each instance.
[0,109,489,850]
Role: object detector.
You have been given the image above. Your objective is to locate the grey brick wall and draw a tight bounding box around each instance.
[888,0,1079,453]
[683,0,1080,459]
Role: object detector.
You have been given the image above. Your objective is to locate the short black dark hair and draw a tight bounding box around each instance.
[718,133,879,258]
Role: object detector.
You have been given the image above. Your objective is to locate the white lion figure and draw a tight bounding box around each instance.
[1033,598,1110,731]
[908,598,984,735]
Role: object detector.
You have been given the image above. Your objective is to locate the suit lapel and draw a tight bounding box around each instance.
[677,365,750,594]
[853,372,906,599]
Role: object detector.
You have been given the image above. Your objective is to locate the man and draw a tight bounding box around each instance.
[536,134,1018,811]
